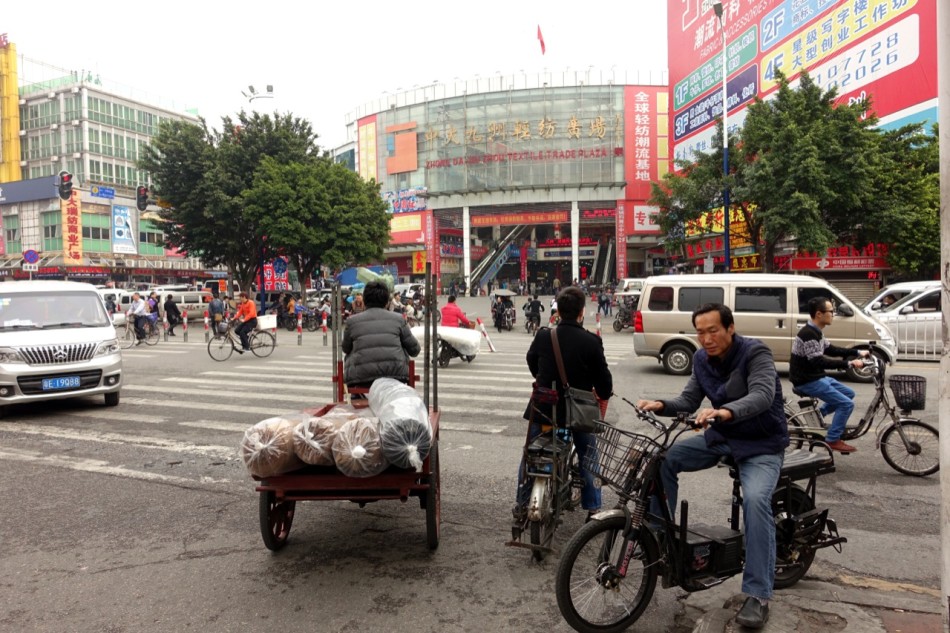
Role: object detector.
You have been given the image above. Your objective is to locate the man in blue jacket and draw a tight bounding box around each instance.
[638,303,788,630]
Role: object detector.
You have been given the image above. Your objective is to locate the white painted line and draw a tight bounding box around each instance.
[179,420,251,433]
[65,410,168,424]
[0,448,232,486]
[124,384,327,402]
[0,422,235,459]
[158,377,327,392]
[124,397,297,417]
[439,422,506,434]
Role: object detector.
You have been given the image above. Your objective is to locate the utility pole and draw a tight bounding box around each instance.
[938,0,949,629]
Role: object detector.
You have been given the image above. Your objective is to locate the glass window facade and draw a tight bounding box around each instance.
[374,86,626,194]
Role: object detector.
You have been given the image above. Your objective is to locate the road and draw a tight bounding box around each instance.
[0,298,940,632]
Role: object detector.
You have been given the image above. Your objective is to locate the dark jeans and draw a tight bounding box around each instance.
[236,318,257,350]
[133,315,147,340]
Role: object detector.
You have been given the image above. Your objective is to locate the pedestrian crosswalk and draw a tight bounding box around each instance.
[1,333,635,490]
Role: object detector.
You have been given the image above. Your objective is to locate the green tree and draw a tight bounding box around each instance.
[860,123,940,278]
[138,110,320,292]
[242,156,391,294]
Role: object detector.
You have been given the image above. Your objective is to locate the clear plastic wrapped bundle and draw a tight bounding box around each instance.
[293,416,348,466]
[240,414,307,477]
[331,417,388,478]
[369,378,432,472]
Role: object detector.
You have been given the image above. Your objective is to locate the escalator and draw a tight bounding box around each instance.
[471,224,530,289]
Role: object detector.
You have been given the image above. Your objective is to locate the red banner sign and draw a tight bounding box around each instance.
[789,256,888,271]
[471,211,568,227]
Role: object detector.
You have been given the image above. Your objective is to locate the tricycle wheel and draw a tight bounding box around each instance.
[425,442,441,550]
[612,318,623,332]
[259,490,295,551]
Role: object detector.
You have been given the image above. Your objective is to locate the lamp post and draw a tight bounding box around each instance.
[242,84,275,309]
[713,2,730,272]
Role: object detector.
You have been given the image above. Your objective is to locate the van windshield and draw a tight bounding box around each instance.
[0,291,110,330]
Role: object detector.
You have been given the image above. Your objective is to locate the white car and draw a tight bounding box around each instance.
[874,287,942,356]
[862,280,940,314]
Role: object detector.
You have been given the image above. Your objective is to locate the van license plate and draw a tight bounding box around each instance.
[42,376,81,390]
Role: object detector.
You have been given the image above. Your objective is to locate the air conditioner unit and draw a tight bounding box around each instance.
[71,87,80,93]
[48,92,56,99]
[72,153,81,158]
[50,156,59,162]
[18,98,25,105]
[18,130,25,136]
[71,120,79,126]
[50,124,58,130]
[18,161,26,167]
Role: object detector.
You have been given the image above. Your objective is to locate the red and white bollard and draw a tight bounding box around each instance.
[595,312,602,338]
[476,317,497,352]
[297,314,303,346]
[182,310,188,342]
[271,316,278,347]
[162,314,169,341]
[322,322,328,346]
[203,310,210,342]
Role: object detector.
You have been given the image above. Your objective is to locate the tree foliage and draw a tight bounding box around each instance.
[242,157,391,293]
[649,71,935,274]
[138,110,320,291]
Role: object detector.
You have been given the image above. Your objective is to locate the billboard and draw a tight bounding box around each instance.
[668,0,937,162]
[61,189,82,265]
[389,211,427,245]
[111,205,137,254]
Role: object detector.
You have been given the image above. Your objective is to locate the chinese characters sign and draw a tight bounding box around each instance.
[423,114,622,147]
[61,189,82,265]
[263,257,289,291]
[470,211,568,227]
[624,86,668,203]
[425,147,618,169]
[383,187,428,213]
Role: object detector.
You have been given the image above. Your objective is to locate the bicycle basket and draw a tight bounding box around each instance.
[888,374,926,410]
[582,422,662,494]
[217,322,229,335]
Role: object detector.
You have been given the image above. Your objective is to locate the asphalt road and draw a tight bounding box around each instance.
[0,297,940,632]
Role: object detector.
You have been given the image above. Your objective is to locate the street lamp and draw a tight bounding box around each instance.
[713,1,730,272]
[242,84,275,308]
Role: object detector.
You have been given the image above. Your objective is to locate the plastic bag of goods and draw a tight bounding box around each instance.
[331,417,389,478]
[293,416,350,466]
[240,414,307,477]
[369,378,432,472]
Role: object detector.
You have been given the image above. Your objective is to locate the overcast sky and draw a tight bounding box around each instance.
[6,1,668,149]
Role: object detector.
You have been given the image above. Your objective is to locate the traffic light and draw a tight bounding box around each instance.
[136,185,149,211]
[57,170,73,200]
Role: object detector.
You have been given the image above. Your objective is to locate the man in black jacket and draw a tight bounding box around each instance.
[790,296,868,453]
[163,294,182,336]
[514,287,612,525]
[342,282,421,391]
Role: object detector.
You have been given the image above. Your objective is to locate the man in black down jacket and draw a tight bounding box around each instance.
[515,287,613,525]
[342,281,421,390]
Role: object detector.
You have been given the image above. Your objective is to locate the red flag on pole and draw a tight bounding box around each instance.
[537,25,546,54]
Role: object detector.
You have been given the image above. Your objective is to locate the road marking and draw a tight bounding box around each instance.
[439,422,506,434]
[0,448,232,487]
[179,420,251,433]
[65,409,168,424]
[123,397,296,417]
[0,422,235,458]
[124,384,325,402]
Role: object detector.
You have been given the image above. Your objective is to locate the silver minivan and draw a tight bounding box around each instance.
[633,273,897,380]
[0,280,122,416]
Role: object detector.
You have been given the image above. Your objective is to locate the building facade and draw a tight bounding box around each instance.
[0,40,213,285]
[345,70,669,293]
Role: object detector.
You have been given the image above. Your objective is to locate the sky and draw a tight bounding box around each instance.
[4,1,668,149]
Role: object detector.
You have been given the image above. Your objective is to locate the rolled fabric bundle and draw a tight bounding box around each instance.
[332,417,388,478]
[240,415,307,477]
[369,378,432,472]
[293,416,348,466]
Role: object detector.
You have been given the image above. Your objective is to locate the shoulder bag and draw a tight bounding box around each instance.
[550,329,604,434]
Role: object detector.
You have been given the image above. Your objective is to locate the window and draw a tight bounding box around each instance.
[797,288,842,314]
[647,286,674,311]
[914,292,940,313]
[81,226,110,240]
[44,224,59,238]
[735,287,787,313]
[678,287,723,312]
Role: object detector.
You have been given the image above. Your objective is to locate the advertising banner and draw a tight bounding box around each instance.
[668,0,937,162]
[470,211,568,227]
[61,189,82,265]
[615,201,627,278]
[624,85,669,202]
[111,205,137,254]
[389,211,427,245]
[357,114,378,182]
[263,256,289,291]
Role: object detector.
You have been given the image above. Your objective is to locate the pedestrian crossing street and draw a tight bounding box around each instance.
[0,334,635,490]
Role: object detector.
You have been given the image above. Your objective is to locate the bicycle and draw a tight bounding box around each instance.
[508,389,584,562]
[524,313,541,336]
[785,354,938,476]
[120,315,159,349]
[207,319,276,361]
[554,407,845,632]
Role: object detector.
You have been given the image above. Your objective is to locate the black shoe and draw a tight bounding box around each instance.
[236,349,244,354]
[735,597,769,629]
[169,332,176,336]
[585,511,597,524]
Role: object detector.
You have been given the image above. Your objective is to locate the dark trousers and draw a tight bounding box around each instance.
[134,315,147,340]
[236,318,257,350]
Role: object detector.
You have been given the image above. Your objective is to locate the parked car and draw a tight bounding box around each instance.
[874,287,942,356]
[862,280,940,314]
[0,280,122,416]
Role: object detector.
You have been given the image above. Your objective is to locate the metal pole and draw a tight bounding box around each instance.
[717,4,731,273]
[258,245,266,316]
[936,0,949,627]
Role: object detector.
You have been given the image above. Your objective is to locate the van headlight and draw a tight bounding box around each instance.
[0,348,24,363]
[96,338,121,357]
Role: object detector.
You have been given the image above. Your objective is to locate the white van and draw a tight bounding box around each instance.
[861,280,940,314]
[0,280,122,416]
[633,273,897,380]
[154,290,214,321]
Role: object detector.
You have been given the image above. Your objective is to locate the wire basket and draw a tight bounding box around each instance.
[888,374,927,410]
[582,422,662,494]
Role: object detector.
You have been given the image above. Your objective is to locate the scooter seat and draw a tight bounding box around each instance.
[792,386,811,397]
[527,434,566,457]
[721,448,835,482]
